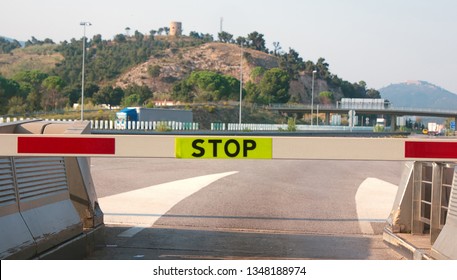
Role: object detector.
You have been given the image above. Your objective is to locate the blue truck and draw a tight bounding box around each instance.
[115,107,193,129]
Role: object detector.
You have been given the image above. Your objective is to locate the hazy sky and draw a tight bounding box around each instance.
[2,0,456,93]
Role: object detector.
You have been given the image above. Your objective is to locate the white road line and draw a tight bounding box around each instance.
[355,177,398,235]
[117,226,145,238]
[98,171,238,237]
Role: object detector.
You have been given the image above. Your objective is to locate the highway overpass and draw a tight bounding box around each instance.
[268,104,457,129]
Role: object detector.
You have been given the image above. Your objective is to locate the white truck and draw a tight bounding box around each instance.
[427,122,438,135]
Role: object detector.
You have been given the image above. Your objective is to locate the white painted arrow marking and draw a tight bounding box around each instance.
[355,177,398,235]
[98,171,238,237]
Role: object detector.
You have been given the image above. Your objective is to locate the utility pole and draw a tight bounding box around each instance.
[80,21,91,121]
[239,42,243,126]
[311,70,317,126]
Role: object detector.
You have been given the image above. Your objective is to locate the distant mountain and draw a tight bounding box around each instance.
[379,80,457,110]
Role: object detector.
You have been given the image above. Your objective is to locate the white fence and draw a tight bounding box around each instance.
[94,120,199,131]
[2,117,377,132]
[0,117,199,131]
[0,117,76,123]
[211,122,374,131]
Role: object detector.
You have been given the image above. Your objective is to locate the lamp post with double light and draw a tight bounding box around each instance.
[80,21,91,121]
[311,70,317,126]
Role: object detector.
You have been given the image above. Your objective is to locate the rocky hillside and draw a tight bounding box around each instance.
[115,42,277,92]
[115,42,343,104]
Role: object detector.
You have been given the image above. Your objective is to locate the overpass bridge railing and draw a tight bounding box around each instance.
[268,103,457,115]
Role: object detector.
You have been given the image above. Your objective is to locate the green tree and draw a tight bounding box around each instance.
[189,31,201,39]
[84,83,100,99]
[122,94,141,107]
[235,36,247,46]
[366,88,381,98]
[250,66,266,83]
[93,86,124,107]
[279,48,305,79]
[12,70,48,94]
[92,34,103,45]
[316,57,330,79]
[188,71,239,101]
[172,71,240,102]
[13,70,49,112]
[62,85,81,106]
[114,34,126,43]
[134,31,144,42]
[0,37,21,53]
[244,81,260,103]
[247,32,267,52]
[319,91,334,104]
[0,75,21,114]
[218,31,234,43]
[41,76,66,111]
[24,36,54,47]
[7,96,27,115]
[172,80,193,102]
[258,68,290,104]
[123,84,152,105]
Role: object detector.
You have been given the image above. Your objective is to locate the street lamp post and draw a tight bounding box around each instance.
[239,43,243,126]
[80,21,91,121]
[311,70,317,126]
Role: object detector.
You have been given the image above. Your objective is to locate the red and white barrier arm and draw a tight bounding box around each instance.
[1,134,457,161]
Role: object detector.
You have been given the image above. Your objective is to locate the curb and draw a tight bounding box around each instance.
[383,227,434,260]
[35,225,105,260]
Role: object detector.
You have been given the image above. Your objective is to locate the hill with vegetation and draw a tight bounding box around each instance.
[1,30,380,121]
[0,44,63,78]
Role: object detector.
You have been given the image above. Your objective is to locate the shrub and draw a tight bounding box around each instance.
[373,125,385,132]
[147,65,161,78]
[156,122,171,132]
[287,117,297,131]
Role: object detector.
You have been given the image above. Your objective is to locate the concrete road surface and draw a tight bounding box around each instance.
[87,158,405,260]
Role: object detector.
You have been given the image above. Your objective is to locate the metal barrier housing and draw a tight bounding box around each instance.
[386,162,457,259]
[0,121,103,259]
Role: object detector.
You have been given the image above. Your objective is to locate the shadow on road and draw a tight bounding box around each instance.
[86,225,402,260]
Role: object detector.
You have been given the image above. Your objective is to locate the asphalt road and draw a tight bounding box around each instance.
[87,158,405,260]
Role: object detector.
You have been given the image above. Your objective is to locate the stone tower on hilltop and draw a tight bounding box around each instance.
[169,22,182,36]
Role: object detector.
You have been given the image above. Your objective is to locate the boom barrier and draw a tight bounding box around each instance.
[1,134,457,161]
[1,120,457,260]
